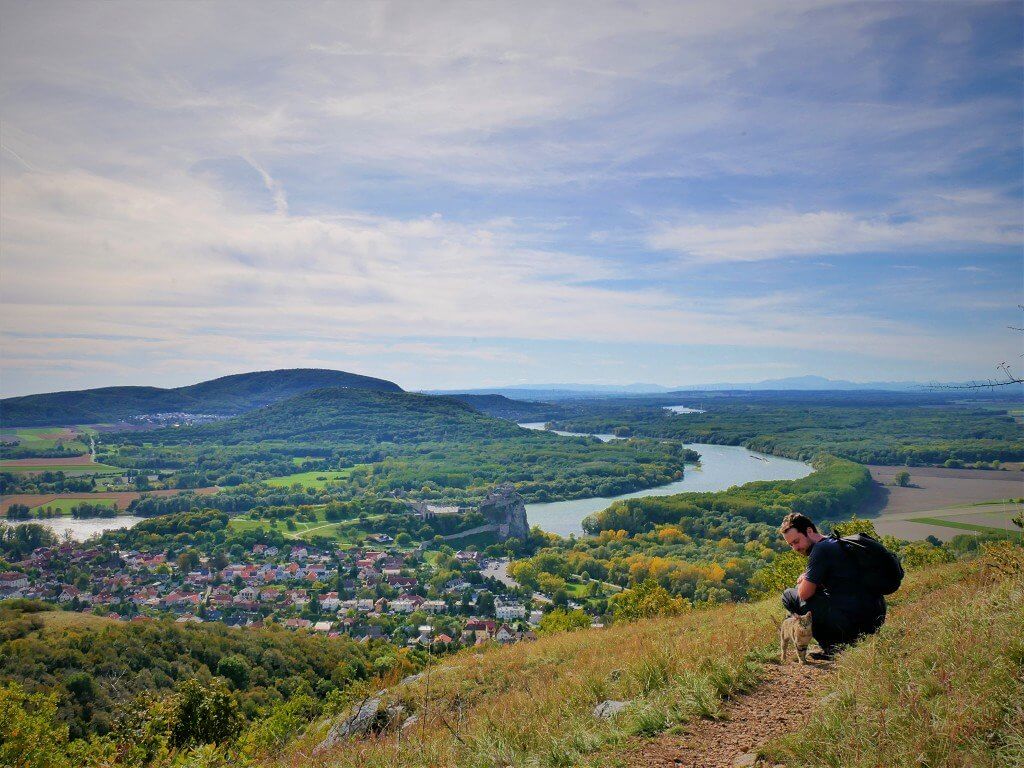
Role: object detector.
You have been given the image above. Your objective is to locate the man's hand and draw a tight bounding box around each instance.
[797,575,817,602]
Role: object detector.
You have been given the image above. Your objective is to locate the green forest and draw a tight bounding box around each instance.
[96,388,694,503]
[0,599,421,740]
[550,399,1024,465]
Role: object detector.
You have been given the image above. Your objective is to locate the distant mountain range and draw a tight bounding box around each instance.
[0,368,402,427]
[432,375,943,398]
[672,375,929,391]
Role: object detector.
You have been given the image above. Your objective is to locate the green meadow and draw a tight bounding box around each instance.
[0,427,89,453]
[29,498,119,515]
[909,516,1024,537]
[227,506,385,545]
[262,466,360,490]
[0,462,122,476]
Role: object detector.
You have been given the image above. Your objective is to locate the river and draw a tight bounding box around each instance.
[9,515,146,541]
[517,422,621,442]
[519,422,812,536]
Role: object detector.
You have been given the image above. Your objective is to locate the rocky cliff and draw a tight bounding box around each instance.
[478,482,530,541]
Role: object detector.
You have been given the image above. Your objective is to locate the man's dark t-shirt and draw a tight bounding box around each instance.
[805,537,882,620]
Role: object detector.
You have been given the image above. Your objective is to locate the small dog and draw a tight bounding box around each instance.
[779,611,813,664]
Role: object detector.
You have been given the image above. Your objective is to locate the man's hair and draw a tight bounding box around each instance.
[779,512,817,536]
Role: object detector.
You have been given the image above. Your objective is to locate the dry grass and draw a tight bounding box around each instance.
[269,558,986,768]
[763,544,1024,768]
[275,601,777,768]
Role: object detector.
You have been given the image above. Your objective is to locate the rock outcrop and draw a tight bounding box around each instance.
[478,482,529,541]
[593,700,630,719]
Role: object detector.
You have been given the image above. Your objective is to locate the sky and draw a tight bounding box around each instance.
[1,0,1022,396]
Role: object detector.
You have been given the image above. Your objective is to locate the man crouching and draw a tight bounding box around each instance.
[779,512,886,660]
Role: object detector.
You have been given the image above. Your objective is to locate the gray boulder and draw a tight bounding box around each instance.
[593,700,630,719]
[313,697,381,753]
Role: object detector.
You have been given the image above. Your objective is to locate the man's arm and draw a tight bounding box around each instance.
[797,572,817,601]
[800,541,828,601]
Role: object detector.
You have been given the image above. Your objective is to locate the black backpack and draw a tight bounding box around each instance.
[832,532,904,596]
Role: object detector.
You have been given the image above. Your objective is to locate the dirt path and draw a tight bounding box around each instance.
[624,659,832,767]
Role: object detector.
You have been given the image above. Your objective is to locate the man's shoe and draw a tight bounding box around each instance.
[809,649,835,661]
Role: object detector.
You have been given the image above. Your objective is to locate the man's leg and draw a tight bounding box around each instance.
[801,592,853,654]
[781,587,805,615]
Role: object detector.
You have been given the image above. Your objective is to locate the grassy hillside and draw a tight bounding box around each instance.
[272,546,1019,768]
[0,369,402,427]
[764,542,1024,768]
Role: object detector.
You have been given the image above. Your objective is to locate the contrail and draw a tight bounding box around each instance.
[0,142,38,172]
[243,153,289,216]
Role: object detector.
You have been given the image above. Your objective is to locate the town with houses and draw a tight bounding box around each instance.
[0,537,563,650]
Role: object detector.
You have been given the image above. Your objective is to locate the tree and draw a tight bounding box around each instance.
[894,470,911,487]
[475,591,495,615]
[167,679,242,749]
[0,522,57,559]
[216,655,251,690]
[609,580,690,622]
[177,550,200,572]
[0,682,75,768]
[6,503,31,520]
[831,516,880,538]
[537,608,591,634]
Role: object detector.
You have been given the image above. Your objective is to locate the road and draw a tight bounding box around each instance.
[482,558,552,604]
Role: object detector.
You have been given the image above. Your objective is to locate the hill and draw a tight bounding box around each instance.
[3,540,1019,767]
[0,368,403,427]
[135,388,522,445]
[444,393,561,422]
[0,598,414,741]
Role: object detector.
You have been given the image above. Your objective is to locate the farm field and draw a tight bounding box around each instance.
[29,497,118,514]
[864,462,1024,540]
[0,459,122,476]
[867,465,1023,509]
[908,513,1023,537]
[865,464,1023,540]
[0,487,219,515]
[263,466,360,489]
[0,426,89,453]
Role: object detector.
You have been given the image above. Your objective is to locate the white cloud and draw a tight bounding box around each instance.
[648,204,1022,263]
[1,167,1008,382]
